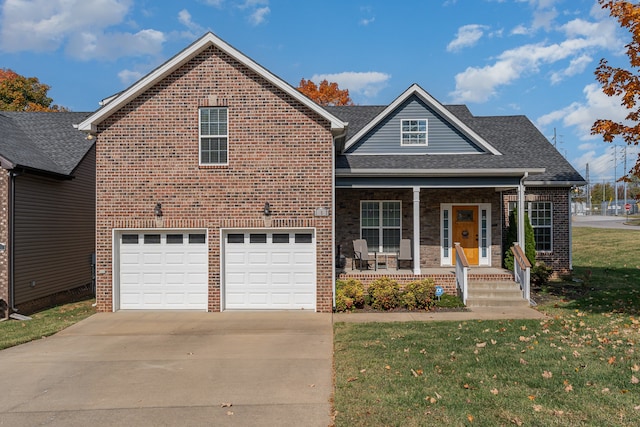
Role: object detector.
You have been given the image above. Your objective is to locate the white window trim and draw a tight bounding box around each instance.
[199,107,229,166]
[400,118,428,146]
[440,203,491,266]
[508,201,554,252]
[360,200,402,253]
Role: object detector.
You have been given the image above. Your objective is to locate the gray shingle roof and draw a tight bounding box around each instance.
[0,112,93,176]
[328,105,585,185]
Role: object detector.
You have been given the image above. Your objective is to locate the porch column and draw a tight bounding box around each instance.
[412,187,421,275]
[517,173,527,249]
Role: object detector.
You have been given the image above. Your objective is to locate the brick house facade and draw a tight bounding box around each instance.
[81,33,345,313]
[78,32,584,312]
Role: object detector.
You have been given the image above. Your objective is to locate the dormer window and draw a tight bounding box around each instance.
[401,119,428,146]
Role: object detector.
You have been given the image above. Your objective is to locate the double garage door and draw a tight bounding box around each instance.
[117,229,316,311]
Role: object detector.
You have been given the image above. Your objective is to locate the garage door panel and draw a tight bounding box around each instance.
[118,230,208,310]
[248,251,268,264]
[142,253,163,265]
[224,230,316,310]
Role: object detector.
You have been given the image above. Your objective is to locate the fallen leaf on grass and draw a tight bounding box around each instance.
[533,404,543,412]
[527,395,536,401]
[425,396,437,404]
[608,356,617,365]
[542,370,553,379]
[519,358,528,365]
[631,364,639,372]
[385,365,391,370]
[632,375,639,384]
[564,384,573,392]
[467,414,474,423]
[476,342,487,348]
[347,377,358,383]
[553,410,564,416]
[602,388,610,393]
[490,388,499,395]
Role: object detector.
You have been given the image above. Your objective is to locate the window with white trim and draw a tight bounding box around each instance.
[361,201,401,253]
[508,201,553,252]
[401,119,428,146]
[199,107,228,165]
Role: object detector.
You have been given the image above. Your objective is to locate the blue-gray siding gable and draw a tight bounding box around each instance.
[346,95,485,155]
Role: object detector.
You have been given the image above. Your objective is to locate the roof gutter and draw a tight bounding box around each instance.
[336,168,546,178]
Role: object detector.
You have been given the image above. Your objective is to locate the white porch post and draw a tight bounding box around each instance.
[517,173,528,249]
[412,187,421,275]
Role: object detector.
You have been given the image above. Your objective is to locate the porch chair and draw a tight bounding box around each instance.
[397,239,413,270]
[352,239,376,271]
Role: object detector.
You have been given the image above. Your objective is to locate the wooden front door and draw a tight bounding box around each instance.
[452,206,479,265]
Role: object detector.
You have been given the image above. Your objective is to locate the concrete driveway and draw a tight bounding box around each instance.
[0,311,334,427]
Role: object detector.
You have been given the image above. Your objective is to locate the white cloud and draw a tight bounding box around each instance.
[550,54,592,84]
[118,69,144,85]
[0,0,166,60]
[360,17,375,26]
[310,71,391,99]
[0,0,131,52]
[447,24,489,52]
[178,9,205,38]
[248,6,270,25]
[449,13,621,104]
[66,29,165,61]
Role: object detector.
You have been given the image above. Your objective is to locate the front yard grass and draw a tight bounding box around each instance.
[334,227,640,426]
[0,299,96,350]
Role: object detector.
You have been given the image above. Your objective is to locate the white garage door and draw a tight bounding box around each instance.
[224,230,316,310]
[118,231,208,310]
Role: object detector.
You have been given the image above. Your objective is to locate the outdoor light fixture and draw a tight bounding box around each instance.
[263,202,272,216]
[154,203,163,217]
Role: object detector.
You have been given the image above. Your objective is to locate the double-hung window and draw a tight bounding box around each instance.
[529,202,552,252]
[401,119,428,146]
[508,201,553,252]
[199,107,228,165]
[361,201,401,253]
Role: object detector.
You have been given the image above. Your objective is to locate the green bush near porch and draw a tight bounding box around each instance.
[335,277,439,312]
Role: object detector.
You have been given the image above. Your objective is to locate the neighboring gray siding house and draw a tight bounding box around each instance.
[0,112,95,318]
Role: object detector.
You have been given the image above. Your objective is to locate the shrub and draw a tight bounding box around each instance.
[335,278,365,312]
[531,262,553,287]
[400,278,436,311]
[367,277,401,310]
[504,208,536,270]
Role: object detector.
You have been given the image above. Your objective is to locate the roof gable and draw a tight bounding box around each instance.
[78,32,346,133]
[345,94,485,155]
[342,84,501,155]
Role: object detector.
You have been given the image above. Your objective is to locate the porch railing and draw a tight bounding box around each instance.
[511,244,532,304]
[454,242,469,305]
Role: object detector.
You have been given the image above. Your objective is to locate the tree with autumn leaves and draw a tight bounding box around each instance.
[0,68,67,112]
[592,0,640,179]
[297,78,353,106]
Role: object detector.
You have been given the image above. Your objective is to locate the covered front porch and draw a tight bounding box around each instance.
[334,179,535,306]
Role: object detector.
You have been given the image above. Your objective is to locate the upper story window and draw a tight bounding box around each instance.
[401,119,428,146]
[199,107,228,165]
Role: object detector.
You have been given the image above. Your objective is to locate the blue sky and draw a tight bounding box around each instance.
[0,0,637,184]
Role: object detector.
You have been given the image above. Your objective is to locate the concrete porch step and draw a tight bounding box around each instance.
[465,281,529,308]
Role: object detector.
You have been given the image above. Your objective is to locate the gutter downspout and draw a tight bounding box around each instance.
[8,171,17,313]
[517,172,528,250]
[331,128,347,311]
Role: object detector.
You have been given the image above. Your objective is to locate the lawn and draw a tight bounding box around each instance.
[334,227,640,426]
[0,299,96,350]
